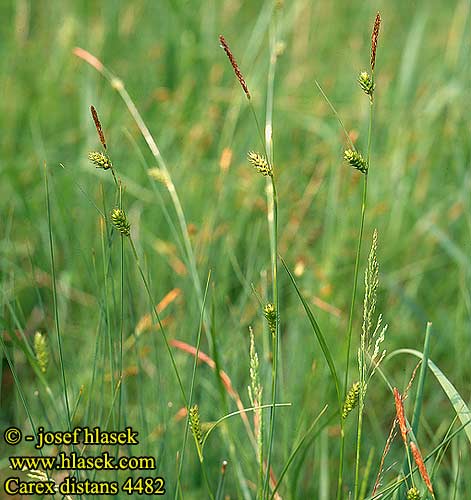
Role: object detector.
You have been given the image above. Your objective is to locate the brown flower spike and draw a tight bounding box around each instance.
[410,441,434,496]
[371,12,381,71]
[219,35,251,99]
[393,387,408,446]
[90,105,107,149]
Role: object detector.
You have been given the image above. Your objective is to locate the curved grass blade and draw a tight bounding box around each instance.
[280,256,341,407]
[269,405,329,500]
[387,348,471,445]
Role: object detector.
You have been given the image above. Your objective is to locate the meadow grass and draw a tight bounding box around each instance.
[1,0,470,498]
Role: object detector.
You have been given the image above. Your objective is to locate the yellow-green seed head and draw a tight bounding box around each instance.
[88,151,112,170]
[34,332,49,373]
[263,303,277,337]
[342,381,361,419]
[148,168,170,187]
[344,149,368,174]
[358,71,375,97]
[248,151,272,177]
[110,208,130,237]
[189,405,203,445]
[406,487,421,500]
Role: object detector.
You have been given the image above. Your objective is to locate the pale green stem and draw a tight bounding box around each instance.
[44,164,72,431]
[353,95,374,500]
[175,273,212,500]
[118,185,124,430]
[127,237,188,406]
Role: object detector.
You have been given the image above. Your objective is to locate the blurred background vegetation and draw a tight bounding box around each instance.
[1,0,470,497]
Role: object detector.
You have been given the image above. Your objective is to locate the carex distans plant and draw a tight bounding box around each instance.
[220,32,281,499]
[86,105,191,451]
[335,12,382,500]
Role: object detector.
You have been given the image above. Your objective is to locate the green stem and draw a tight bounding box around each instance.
[264,176,279,499]
[44,163,72,431]
[128,237,188,406]
[353,96,374,500]
[118,185,124,430]
[261,19,280,499]
[175,273,212,500]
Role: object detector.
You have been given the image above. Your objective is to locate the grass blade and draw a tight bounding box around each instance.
[388,348,471,445]
[280,256,341,407]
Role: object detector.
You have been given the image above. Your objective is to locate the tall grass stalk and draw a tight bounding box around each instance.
[352,99,374,500]
[43,163,72,431]
[175,273,212,500]
[117,184,125,430]
[262,17,281,500]
[339,13,380,498]
[219,29,282,498]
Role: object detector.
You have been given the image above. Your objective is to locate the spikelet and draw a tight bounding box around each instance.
[406,487,421,500]
[88,151,112,170]
[342,381,361,419]
[90,105,107,149]
[189,404,204,462]
[410,442,434,496]
[110,208,130,237]
[344,149,368,174]
[248,151,272,177]
[358,230,387,391]
[393,387,409,446]
[371,12,381,72]
[363,229,379,341]
[34,332,49,373]
[263,303,277,338]
[248,327,262,408]
[189,405,203,445]
[358,71,375,97]
[148,168,170,187]
[219,35,251,99]
[247,327,263,470]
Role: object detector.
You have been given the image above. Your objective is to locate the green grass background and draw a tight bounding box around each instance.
[1,0,470,498]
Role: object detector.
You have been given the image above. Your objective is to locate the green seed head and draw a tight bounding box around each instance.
[406,487,421,500]
[344,149,368,174]
[248,151,272,177]
[110,208,130,237]
[263,303,277,337]
[358,71,375,97]
[342,381,361,419]
[189,405,203,445]
[88,151,112,170]
[34,331,49,374]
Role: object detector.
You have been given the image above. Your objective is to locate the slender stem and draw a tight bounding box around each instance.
[261,18,280,499]
[264,177,279,500]
[175,273,212,500]
[338,88,374,500]
[44,163,72,431]
[118,185,124,430]
[128,237,188,406]
[353,96,374,500]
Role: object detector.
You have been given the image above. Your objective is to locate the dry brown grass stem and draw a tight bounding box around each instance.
[410,441,434,496]
[393,387,409,446]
